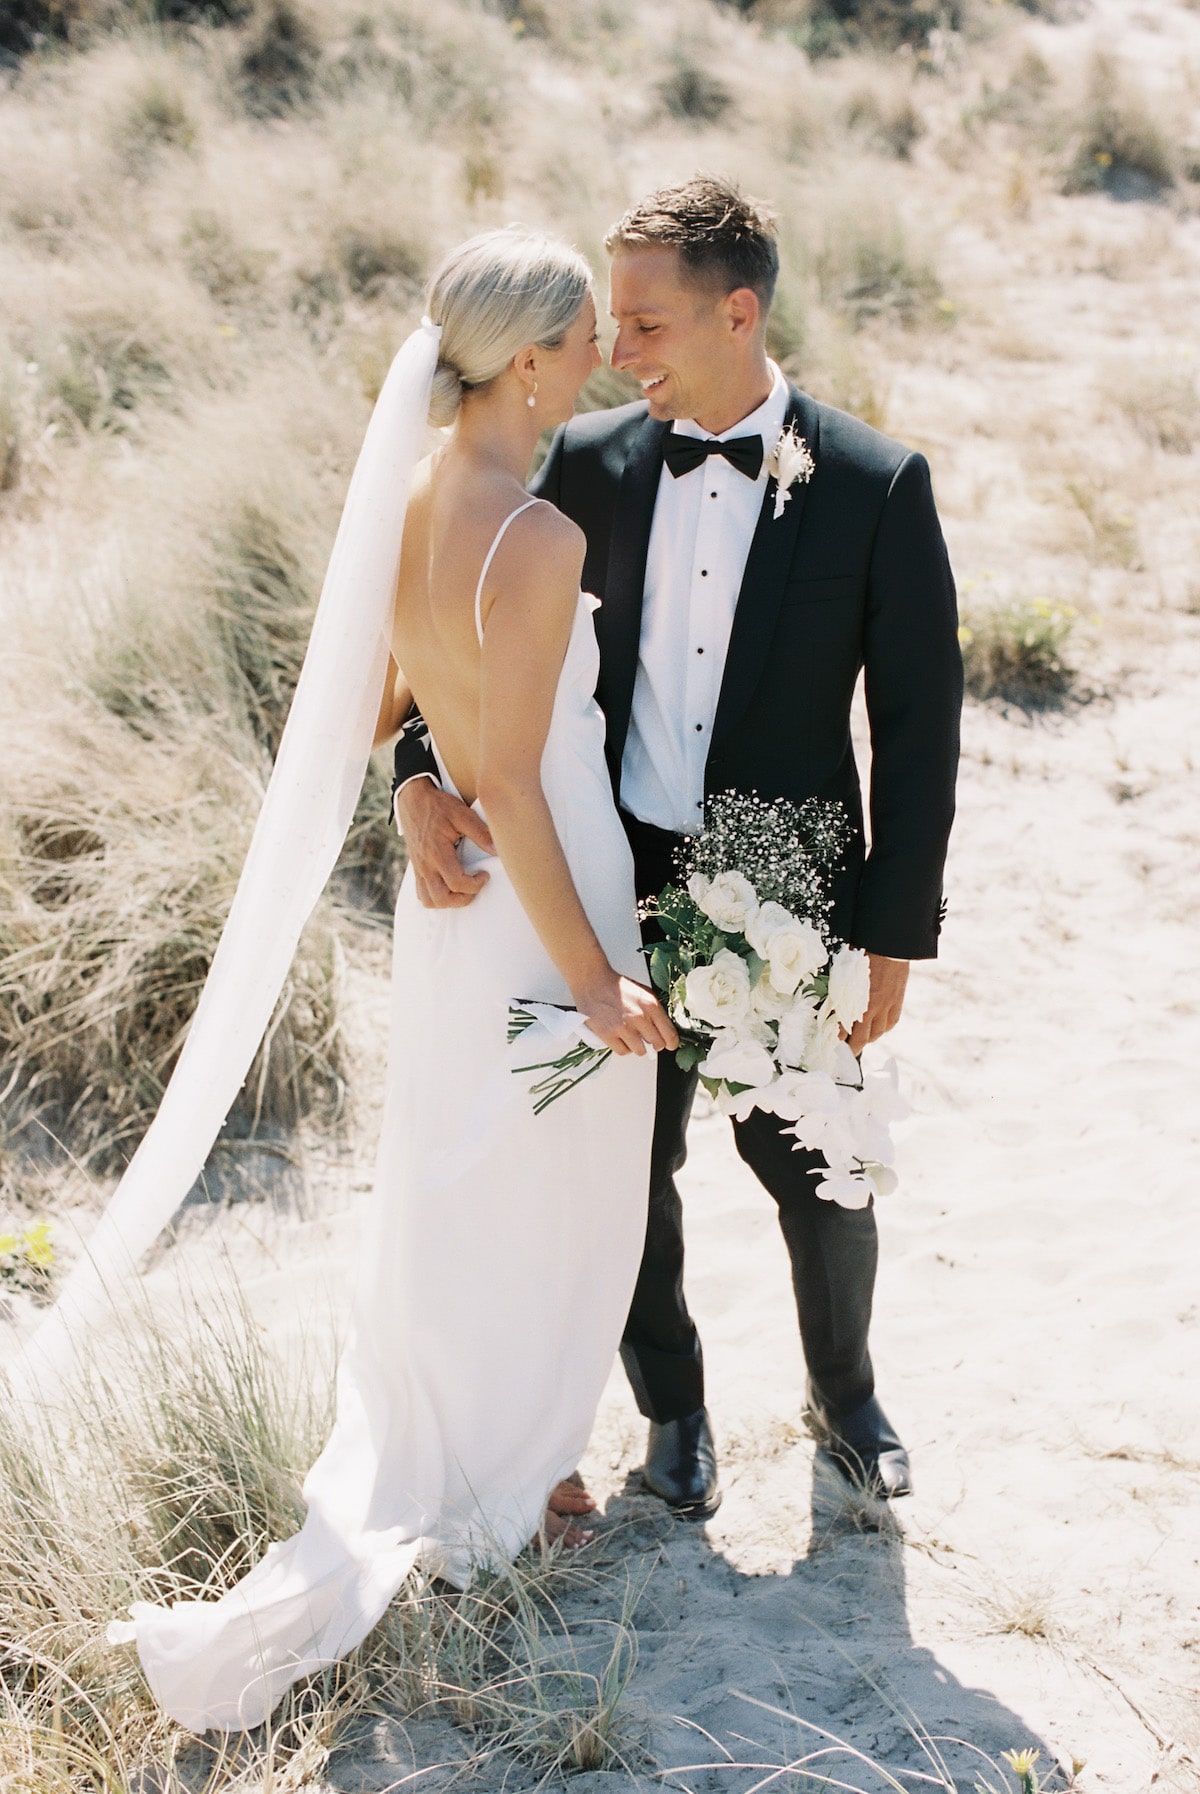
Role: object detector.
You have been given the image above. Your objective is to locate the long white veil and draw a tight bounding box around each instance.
[8,320,442,1399]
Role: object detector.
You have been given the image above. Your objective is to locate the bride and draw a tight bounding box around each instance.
[96,229,676,1730]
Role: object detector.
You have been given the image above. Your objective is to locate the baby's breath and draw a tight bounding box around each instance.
[677,791,852,933]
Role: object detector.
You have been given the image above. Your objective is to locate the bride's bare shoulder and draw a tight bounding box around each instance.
[511,498,586,571]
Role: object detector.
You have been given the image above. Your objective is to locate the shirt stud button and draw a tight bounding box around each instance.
[695,723,703,732]
[696,646,704,654]
[700,569,708,577]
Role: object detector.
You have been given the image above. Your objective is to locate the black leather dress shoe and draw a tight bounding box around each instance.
[803,1386,912,1499]
[642,1406,722,1517]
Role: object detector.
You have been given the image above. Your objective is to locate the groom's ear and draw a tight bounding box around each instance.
[722,285,763,341]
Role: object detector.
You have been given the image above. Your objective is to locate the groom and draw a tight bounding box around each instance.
[394,176,962,1510]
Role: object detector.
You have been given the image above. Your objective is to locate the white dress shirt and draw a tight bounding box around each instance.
[619,362,790,836]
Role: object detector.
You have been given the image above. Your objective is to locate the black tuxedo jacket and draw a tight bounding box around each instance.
[394,384,963,960]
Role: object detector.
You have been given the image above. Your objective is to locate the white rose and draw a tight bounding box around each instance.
[827,945,871,1030]
[776,995,818,1067]
[745,901,798,957]
[750,970,792,1023]
[696,870,759,935]
[686,870,712,907]
[747,905,827,998]
[683,949,752,1030]
[699,1031,778,1090]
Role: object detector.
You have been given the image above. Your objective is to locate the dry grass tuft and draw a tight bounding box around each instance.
[1113,363,1199,455]
[1060,50,1177,200]
[236,0,324,119]
[1064,475,1140,569]
[0,719,348,1170]
[0,1289,644,1786]
[658,49,734,125]
[106,57,201,174]
[958,593,1082,708]
[977,1575,1063,1643]
[843,81,925,160]
[814,189,941,328]
[794,0,964,60]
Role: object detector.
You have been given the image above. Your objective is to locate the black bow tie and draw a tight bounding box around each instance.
[662,430,764,482]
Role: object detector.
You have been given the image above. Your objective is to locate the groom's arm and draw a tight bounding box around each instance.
[853,451,963,961]
[391,706,439,795]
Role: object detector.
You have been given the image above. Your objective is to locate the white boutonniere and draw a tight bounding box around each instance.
[766,423,815,521]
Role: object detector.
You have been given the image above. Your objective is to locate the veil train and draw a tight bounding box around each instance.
[7,321,442,1401]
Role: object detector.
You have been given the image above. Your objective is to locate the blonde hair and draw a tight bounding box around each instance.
[425,227,592,428]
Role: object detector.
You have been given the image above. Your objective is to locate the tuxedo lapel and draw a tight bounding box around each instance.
[710,386,819,754]
[596,412,668,783]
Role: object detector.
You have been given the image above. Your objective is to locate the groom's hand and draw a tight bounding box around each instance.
[847,953,910,1055]
[394,777,496,908]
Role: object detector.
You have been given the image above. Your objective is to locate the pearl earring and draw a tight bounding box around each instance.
[527,381,537,410]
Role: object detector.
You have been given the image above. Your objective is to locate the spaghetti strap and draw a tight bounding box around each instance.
[474,498,541,645]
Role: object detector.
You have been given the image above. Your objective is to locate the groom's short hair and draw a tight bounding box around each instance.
[605,175,779,310]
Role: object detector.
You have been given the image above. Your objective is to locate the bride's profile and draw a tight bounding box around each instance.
[29,228,677,1731]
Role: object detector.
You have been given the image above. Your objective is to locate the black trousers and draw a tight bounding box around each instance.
[618,811,879,1427]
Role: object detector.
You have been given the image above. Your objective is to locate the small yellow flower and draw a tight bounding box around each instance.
[936,297,957,316]
[957,624,974,644]
[22,1222,55,1270]
[1002,1748,1041,1791]
[0,1233,18,1255]
[1095,150,1113,166]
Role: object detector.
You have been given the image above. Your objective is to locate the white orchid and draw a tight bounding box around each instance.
[776,993,819,1068]
[766,422,815,521]
[699,1031,778,1090]
[812,1170,874,1209]
[763,1068,840,1122]
[800,1011,861,1085]
[826,945,872,1031]
[859,1058,912,1125]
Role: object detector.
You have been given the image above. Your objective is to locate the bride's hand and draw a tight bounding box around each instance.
[574,971,679,1058]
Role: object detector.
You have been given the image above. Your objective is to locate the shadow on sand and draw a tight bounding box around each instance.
[557,1455,1065,1794]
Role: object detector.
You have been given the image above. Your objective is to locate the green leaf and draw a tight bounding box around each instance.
[675,1040,705,1072]
[649,944,674,991]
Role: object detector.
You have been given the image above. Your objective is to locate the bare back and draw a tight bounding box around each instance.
[390,457,567,805]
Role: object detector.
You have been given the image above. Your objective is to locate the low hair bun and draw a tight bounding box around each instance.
[423,227,592,425]
[428,361,464,428]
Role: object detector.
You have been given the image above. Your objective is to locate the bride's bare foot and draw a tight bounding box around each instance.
[540,1474,597,1548]
[547,1472,597,1518]
[540,1507,594,1549]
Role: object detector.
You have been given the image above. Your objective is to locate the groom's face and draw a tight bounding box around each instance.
[608,246,742,426]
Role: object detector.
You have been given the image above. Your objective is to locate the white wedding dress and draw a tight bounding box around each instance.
[109,500,657,1732]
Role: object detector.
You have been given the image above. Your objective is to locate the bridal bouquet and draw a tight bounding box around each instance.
[643,792,908,1209]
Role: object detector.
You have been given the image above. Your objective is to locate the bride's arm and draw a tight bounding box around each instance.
[373,654,412,748]
[478,512,676,1059]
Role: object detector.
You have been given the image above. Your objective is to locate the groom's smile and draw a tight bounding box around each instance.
[608,243,772,438]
